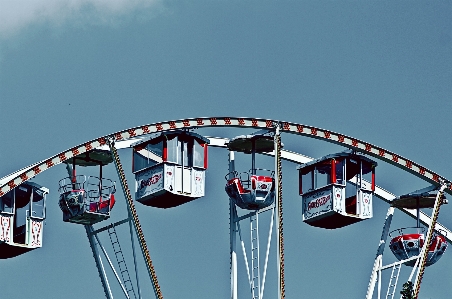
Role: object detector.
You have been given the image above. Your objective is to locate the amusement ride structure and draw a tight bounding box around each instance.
[0,117,451,299]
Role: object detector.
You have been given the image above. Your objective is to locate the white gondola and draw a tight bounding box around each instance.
[225,134,276,210]
[58,149,116,225]
[132,131,209,208]
[298,151,377,229]
[0,182,48,259]
[389,189,448,266]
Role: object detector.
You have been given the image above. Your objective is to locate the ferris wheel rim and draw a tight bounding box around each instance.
[0,116,450,198]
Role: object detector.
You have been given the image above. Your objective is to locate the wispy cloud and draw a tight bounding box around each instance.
[0,0,162,38]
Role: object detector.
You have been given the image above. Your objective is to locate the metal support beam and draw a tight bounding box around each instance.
[229,151,238,299]
[85,225,114,299]
[365,206,394,299]
[128,211,143,299]
[93,231,131,299]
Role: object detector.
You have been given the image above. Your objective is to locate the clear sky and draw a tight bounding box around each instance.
[1,1,452,298]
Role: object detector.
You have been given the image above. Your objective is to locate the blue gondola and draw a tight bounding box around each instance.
[132,131,209,208]
[58,149,116,225]
[298,151,377,229]
[0,181,48,259]
[225,134,276,210]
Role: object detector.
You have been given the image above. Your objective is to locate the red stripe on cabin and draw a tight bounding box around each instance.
[204,144,208,169]
[253,175,273,182]
[163,141,168,162]
[228,178,250,194]
[372,168,375,191]
[72,167,76,183]
[331,159,336,184]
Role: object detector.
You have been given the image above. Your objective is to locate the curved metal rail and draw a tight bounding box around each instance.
[1,117,450,198]
[1,117,451,241]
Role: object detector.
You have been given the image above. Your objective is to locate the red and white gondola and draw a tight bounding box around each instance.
[132,130,209,208]
[0,181,48,258]
[58,149,116,225]
[298,151,377,229]
[225,134,276,210]
[389,190,448,266]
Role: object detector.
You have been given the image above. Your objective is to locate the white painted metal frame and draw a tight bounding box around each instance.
[228,148,276,299]
[86,217,143,299]
[2,117,452,299]
[85,225,114,299]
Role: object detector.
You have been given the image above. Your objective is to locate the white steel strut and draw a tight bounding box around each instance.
[85,225,114,299]
[228,153,276,299]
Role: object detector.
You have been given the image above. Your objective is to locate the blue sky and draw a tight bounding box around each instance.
[0,1,452,298]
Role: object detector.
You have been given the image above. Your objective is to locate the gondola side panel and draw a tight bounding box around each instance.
[27,217,44,247]
[136,165,165,202]
[192,169,205,198]
[0,214,13,244]
[302,186,334,222]
[360,191,373,218]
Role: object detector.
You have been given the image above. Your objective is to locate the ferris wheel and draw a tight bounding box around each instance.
[0,117,450,299]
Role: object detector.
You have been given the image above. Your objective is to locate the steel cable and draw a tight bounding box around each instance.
[275,131,286,298]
